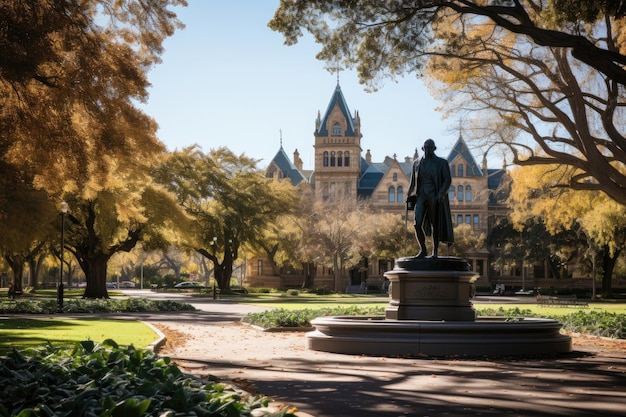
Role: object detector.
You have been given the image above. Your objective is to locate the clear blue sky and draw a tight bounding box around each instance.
[140,1,464,169]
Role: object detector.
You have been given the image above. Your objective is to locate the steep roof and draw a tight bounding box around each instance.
[268,147,307,186]
[358,162,386,198]
[447,135,483,176]
[315,83,357,137]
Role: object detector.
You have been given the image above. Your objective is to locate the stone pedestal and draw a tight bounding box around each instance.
[305,255,572,357]
[384,256,479,321]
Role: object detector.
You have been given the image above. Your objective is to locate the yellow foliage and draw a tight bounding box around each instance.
[509,164,626,255]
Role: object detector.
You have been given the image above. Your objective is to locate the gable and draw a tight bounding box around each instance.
[316,84,357,137]
[447,136,483,177]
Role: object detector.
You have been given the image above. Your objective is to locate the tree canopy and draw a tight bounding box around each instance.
[0,0,186,200]
[154,146,298,290]
[508,163,626,294]
[0,0,187,297]
[269,0,626,205]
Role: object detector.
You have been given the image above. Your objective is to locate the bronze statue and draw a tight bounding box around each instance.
[407,139,454,258]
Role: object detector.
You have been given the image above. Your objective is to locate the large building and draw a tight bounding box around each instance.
[246,82,509,291]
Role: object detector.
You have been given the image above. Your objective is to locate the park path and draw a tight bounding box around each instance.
[123,291,626,417]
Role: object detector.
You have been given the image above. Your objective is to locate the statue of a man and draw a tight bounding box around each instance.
[407,139,454,258]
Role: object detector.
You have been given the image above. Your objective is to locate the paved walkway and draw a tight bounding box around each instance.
[128,293,626,417]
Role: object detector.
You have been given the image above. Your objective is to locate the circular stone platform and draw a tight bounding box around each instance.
[306,256,572,357]
[306,316,573,357]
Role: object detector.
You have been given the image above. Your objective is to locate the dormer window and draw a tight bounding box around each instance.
[332,123,342,136]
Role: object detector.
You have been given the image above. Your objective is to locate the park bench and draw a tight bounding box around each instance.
[537,295,589,308]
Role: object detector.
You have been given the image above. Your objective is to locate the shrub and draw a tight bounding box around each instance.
[0,340,296,417]
[244,306,626,340]
[0,298,195,315]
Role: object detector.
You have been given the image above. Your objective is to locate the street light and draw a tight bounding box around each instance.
[58,201,69,312]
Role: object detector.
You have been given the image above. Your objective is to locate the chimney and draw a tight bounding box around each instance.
[293,149,303,170]
[366,149,372,164]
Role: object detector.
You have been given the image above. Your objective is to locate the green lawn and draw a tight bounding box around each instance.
[0,318,158,355]
[238,294,626,315]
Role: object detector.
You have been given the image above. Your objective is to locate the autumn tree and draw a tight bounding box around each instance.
[0,0,186,200]
[304,196,367,292]
[269,1,626,206]
[449,223,486,258]
[62,179,190,298]
[509,163,626,295]
[0,181,57,293]
[154,147,298,291]
[0,1,187,297]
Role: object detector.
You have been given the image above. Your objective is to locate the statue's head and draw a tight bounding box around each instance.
[423,139,436,155]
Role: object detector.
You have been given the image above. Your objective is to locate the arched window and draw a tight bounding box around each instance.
[268,165,277,179]
[457,185,464,201]
[323,151,329,167]
[330,151,336,167]
[457,214,463,224]
[397,186,404,202]
[332,123,342,135]
[337,151,343,166]
[458,164,464,177]
[473,214,480,228]
[465,185,472,202]
[393,173,398,182]
[449,187,455,201]
[388,186,395,202]
[344,151,350,167]
[450,164,455,177]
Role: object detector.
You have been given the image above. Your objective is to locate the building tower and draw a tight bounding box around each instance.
[313,81,363,201]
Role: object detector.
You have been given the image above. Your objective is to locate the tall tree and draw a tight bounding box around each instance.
[309,196,365,292]
[154,146,298,290]
[0,180,57,293]
[509,164,626,295]
[63,181,189,298]
[269,1,626,205]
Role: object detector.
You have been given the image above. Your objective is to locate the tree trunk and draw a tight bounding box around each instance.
[5,254,25,294]
[333,254,341,293]
[9,260,24,294]
[301,262,316,289]
[601,246,620,297]
[81,253,111,299]
[214,258,233,290]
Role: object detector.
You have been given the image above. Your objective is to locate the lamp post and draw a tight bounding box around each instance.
[210,237,218,299]
[58,201,69,312]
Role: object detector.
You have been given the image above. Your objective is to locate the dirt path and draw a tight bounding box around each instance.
[151,320,626,417]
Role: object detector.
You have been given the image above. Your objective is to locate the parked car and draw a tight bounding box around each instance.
[119,281,136,288]
[174,281,203,289]
[106,282,117,289]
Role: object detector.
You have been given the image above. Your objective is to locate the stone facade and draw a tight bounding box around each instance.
[246,82,508,291]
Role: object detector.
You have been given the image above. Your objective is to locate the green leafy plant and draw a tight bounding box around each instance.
[0,299,196,315]
[0,340,296,417]
[244,306,626,339]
